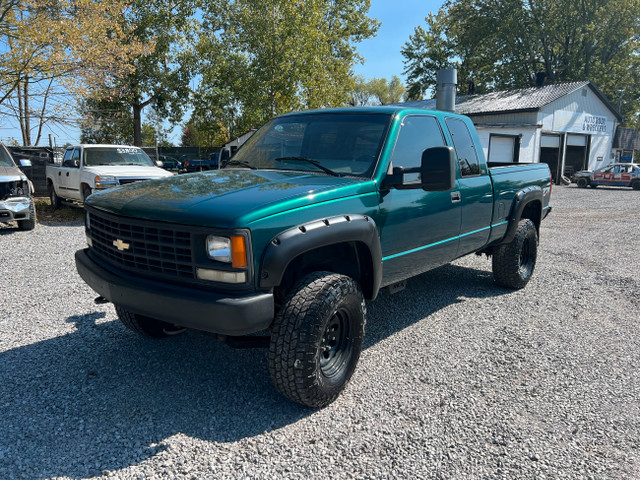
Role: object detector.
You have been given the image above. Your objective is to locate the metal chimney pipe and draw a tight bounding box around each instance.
[436,68,457,112]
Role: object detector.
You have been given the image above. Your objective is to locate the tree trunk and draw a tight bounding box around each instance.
[133,103,142,146]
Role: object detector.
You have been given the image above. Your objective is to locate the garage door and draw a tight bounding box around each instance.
[489,136,516,162]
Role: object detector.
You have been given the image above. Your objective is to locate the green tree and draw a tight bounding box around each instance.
[196,0,379,136]
[349,75,406,105]
[89,0,198,146]
[402,0,640,123]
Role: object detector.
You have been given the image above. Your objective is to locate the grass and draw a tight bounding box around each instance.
[34,197,84,223]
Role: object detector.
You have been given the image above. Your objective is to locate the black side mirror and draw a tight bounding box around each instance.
[382,146,456,191]
[420,146,456,191]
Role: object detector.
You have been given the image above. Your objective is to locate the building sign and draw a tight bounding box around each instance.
[553,110,611,135]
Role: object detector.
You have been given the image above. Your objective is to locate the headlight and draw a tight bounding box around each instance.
[206,235,248,268]
[206,236,231,262]
[95,176,117,189]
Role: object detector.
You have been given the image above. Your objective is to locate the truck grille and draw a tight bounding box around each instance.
[88,210,194,280]
[118,178,149,185]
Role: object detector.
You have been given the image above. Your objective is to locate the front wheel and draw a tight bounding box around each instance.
[492,219,538,289]
[17,202,36,231]
[269,272,366,408]
[49,183,61,209]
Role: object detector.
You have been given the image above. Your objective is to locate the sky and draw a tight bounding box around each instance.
[0,0,444,147]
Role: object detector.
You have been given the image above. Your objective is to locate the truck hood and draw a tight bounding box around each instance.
[0,165,25,181]
[86,169,375,228]
[83,165,173,179]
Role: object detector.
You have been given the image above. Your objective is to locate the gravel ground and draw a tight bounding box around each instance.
[1,185,639,480]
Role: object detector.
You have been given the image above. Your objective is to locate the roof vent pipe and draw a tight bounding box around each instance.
[436,68,457,112]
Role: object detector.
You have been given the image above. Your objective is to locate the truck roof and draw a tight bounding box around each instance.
[66,144,143,149]
[279,106,470,119]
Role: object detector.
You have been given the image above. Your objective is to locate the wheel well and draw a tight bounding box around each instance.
[274,241,375,304]
[520,200,542,235]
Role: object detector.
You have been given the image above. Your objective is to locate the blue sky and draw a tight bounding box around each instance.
[1,0,444,147]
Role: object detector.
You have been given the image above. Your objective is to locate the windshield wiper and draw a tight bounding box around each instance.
[225,160,257,169]
[273,156,340,177]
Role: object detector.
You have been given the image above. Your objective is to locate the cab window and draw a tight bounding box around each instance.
[445,117,480,176]
[389,115,445,183]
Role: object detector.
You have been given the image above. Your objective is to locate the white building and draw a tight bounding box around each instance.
[403,81,623,183]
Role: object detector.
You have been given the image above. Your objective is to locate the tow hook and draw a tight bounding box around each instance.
[94,296,110,305]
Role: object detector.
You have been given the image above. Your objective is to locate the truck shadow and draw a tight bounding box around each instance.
[0,263,508,479]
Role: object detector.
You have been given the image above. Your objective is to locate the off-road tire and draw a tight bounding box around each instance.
[269,272,366,408]
[17,202,36,231]
[492,219,538,289]
[632,180,640,191]
[577,177,588,188]
[49,183,61,209]
[115,305,173,338]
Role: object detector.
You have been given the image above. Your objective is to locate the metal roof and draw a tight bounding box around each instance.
[613,126,640,150]
[398,81,623,121]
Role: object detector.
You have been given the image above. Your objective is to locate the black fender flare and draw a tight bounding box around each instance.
[259,214,382,299]
[500,186,543,244]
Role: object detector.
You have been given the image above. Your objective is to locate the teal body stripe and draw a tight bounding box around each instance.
[382,221,509,262]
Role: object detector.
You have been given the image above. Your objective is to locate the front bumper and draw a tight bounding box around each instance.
[0,196,33,223]
[75,249,274,336]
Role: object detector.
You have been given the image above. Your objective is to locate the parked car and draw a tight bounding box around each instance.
[46,144,174,207]
[76,106,552,407]
[573,162,640,189]
[158,155,182,172]
[180,154,219,172]
[0,143,36,230]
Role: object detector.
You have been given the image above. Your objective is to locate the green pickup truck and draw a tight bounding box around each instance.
[76,107,552,407]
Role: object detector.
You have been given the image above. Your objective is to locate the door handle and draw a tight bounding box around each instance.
[451,191,461,203]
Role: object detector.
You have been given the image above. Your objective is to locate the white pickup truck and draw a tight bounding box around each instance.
[46,144,173,207]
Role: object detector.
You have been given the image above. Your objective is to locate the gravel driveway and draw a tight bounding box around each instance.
[1,185,639,479]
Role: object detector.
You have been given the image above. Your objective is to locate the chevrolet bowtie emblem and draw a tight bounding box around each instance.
[113,239,130,251]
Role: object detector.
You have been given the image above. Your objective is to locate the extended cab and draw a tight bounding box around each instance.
[46,144,173,207]
[75,107,552,407]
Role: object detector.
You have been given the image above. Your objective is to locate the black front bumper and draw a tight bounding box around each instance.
[75,249,274,336]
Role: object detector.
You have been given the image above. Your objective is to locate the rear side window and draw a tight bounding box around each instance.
[445,117,480,176]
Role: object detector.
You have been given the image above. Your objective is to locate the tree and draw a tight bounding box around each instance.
[79,95,133,144]
[349,75,406,106]
[87,0,198,146]
[196,0,379,136]
[402,0,640,123]
[180,115,228,148]
[0,0,147,145]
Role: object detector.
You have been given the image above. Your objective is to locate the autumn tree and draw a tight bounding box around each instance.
[196,0,379,136]
[0,0,147,145]
[402,0,640,123]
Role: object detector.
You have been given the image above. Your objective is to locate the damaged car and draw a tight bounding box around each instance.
[0,144,36,230]
[573,162,640,190]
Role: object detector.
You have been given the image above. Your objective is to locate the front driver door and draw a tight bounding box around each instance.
[378,115,462,286]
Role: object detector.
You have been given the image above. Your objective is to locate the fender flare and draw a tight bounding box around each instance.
[259,214,382,299]
[500,186,543,245]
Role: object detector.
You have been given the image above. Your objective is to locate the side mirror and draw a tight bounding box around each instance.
[382,146,456,191]
[420,146,456,191]
[18,159,32,168]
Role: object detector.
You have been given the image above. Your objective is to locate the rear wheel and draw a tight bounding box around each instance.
[114,305,178,338]
[632,180,640,191]
[492,219,538,289]
[589,183,598,189]
[577,177,588,188]
[269,272,366,408]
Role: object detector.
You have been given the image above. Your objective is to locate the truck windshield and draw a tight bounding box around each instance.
[229,113,391,177]
[84,147,154,167]
[0,146,16,167]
